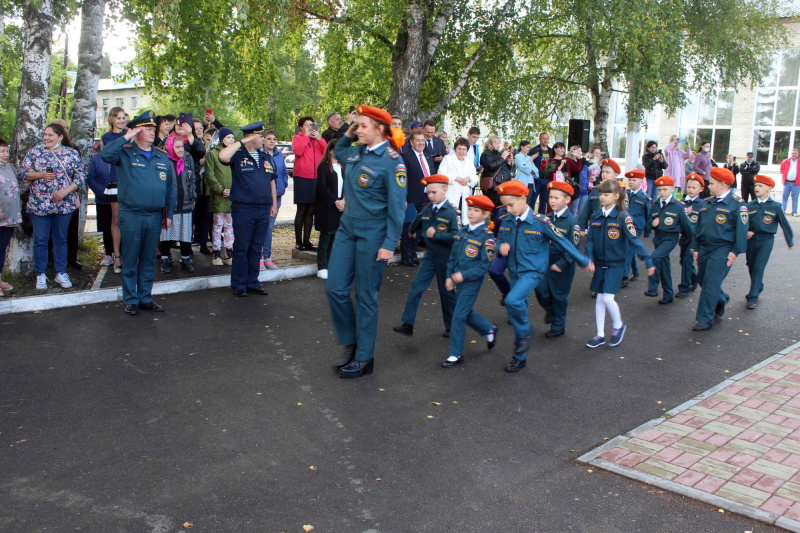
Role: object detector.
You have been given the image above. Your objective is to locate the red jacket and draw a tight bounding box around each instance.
[292,133,327,180]
[780,157,799,184]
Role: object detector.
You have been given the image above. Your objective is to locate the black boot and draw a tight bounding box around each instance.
[333,345,357,370]
[181,258,195,273]
[160,258,172,274]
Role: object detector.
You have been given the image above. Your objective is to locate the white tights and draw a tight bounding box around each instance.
[595,292,622,337]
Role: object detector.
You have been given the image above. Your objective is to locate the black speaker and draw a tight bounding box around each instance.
[568,119,590,152]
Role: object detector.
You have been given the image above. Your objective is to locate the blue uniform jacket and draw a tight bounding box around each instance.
[546,209,582,272]
[409,200,460,258]
[86,154,115,205]
[682,196,703,227]
[447,223,495,282]
[100,136,176,217]
[747,198,794,247]
[648,197,693,239]
[586,207,653,268]
[690,193,749,255]
[627,188,650,232]
[498,208,590,279]
[335,136,407,251]
[223,144,275,205]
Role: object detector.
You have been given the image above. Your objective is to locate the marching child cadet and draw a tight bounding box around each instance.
[534,181,582,338]
[497,180,592,372]
[644,176,693,304]
[488,205,511,306]
[585,179,654,348]
[676,174,704,297]
[745,174,794,309]
[394,174,460,337]
[442,195,498,368]
[579,158,620,230]
[624,169,650,286]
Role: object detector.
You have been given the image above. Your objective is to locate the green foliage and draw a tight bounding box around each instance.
[0,19,23,139]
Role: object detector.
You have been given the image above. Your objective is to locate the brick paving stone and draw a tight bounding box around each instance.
[618,438,664,456]
[705,433,734,447]
[652,447,683,462]
[765,414,789,425]
[652,432,683,446]
[716,481,771,507]
[784,502,800,521]
[727,453,758,468]
[697,398,721,409]
[760,369,791,380]
[740,379,768,391]
[790,473,800,485]
[753,474,786,493]
[787,397,800,409]
[716,413,740,425]
[738,429,767,443]
[684,416,712,429]
[707,448,738,462]
[616,452,649,467]
[731,417,758,429]
[693,475,728,493]
[687,429,715,442]
[778,405,800,418]
[599,447,631,462]
[738,387,760,398]
[713,401,737,413]
[777,481,800,503]
[672,437,716,456]
[731,405,769,420]
[760,495,795,515]
[756,433,785,447]
[752,421,793,438]
[634,429,664,442]
[756,401,782,413]
[692,457,740,480]
[673,470,706,488]
[724,438,770,456]
[782,454,800,469]
[764,449,792,463]
[703,421,745,437]
[783,387,800,397]
[641,458,686,477]
[671,452,703,468]
[776,439,800,454]
[730,468,764,486]
[748,458,799,481]
[658,421,695,437]
[741,398,766,409]
[667,413,694,424]
[634,460,683,480]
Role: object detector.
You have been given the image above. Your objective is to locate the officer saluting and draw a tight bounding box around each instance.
[218,121,278,297]
[101,110,176,316]
[690,167,748,331]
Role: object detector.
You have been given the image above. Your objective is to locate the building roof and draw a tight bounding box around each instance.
[97,78,145,92]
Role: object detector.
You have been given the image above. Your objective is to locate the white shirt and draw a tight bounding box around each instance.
[788,159,798,182]
[685,195,698,202]
[550,207,569,220]
[602,206,614,217]
[516,207,531,224]
[659,196,671,208]
[716,189,732,201]
[431,200,447,212]
[468,222,485,231]
[366,140,387,153]
[333,162,344,199]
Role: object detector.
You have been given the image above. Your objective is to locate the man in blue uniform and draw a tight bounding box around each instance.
[676,174,704,297]
[644,176,693,304]
[497,180,592,372]
[624,169,650,286]
[393,174,460,337]
[218,121,278,297]
[101,110,176,315]
[690,167,749,331]
[745,174,794,309]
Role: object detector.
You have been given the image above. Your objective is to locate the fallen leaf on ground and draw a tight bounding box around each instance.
[586,469,593,473]
[430,402,441,406]
[289,316,295,318]
[256,392,263,395]
[426,416,434,419]
[303,526,314,532]
[182,522,194,529]
[309,466,316,470]
[378,388,385,392]
[297,402,303,406]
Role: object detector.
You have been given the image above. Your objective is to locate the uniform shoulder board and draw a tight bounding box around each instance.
[733,195,743,203]
[154,146,168,153]
[422,201,431,207]
[386,147,400,159]
[532,212,548,222]
[122,143,133,148]
[483,227,493,235]
[703,197,715,203]
[449,204,460,213]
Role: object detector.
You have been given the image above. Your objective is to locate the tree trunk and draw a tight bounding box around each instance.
[592,81,613,154]
[69,0,105,243]
[8,0,54,275]
[386,2,430,121]
[0,17,5,106]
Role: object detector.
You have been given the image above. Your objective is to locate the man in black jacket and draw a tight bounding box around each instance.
[322,112,345,143]
[400,131,435,266]
[739,151,760,203]
[422,119,446,171]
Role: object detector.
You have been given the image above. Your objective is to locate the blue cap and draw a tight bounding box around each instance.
[409,120,423,129]
[240,121,266,134]
[218,127,234,140]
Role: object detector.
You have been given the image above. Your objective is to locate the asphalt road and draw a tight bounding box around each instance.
[1,221,798,533]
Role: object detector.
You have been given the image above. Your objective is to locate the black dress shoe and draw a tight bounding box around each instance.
[333,345,358,370]
[487,325,498,350]
[545,329,565,338]
[181,258,195,273]
[644,290,658,297]
[338,358,374,378]
[442,329,450,338]
[68,260,83,270]
[139,301,165,312]
[400,259,417,267]
[591,292,597,298]
[514,335,532,356]
[295,244,304,251]
[714,300,726,318]
[232,289,248,297]
[675,291,690,298]
[629,275,639,282]
[500,294,506,306]
[505,358,527,373]
[747,300,758,309]
[160,258,172,274]
[124,304,138,315]
[689,283,698,292]
[442,356,464,368]
[393,323,414,337]
[303,242,317,251]
[411,258,420,265]
[247,287,269,295]
[544,311,552,324]
[621,279,629,288]
[693,321,713,331]
[199,245,212,255]
[658,297,673,305]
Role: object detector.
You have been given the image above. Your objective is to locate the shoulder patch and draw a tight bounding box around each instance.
[122,144,132,148]
[387,147,400,159]
[624,215,634,224]
[154,146,168,153]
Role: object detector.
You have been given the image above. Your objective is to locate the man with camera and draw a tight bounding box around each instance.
[643,140,668,199]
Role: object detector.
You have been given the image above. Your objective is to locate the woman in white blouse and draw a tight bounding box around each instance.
[438,137,478,223]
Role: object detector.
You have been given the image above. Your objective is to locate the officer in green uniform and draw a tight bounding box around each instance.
[645,176,693,304]
[690,167,749,331]
[745,174,794,309]
[327,105,407,378]
[101,110,176,315]
[393,174,460,337]
[677,174,705,297]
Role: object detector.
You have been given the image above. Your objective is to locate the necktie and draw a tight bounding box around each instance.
[419,152,430,177]
[552,214,558,221]
[432,206,439,217]
[427,140,433,152]
[515,217,522,227]
[661,200,665,209]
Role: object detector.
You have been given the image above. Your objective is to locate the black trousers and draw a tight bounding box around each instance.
[68,210,79,263]
[96,203,114,255]
[741,174,756,203]
[193,195,211,246]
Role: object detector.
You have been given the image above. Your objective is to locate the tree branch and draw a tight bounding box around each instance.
[426,0,457,59]
[298,7,396,52]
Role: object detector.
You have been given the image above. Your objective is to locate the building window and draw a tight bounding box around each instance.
[677,90,734,163]
[751,48,800,165]
[130,96,137,110]
[115,97,124,107]
[102,106,109,118]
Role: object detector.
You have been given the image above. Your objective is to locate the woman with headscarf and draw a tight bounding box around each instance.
[158,135,197,274]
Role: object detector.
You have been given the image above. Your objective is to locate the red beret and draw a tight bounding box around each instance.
[686,173,705,188]
[625,169,645,179]
[420,174,449,187]
[754,174,775,188]
[654,176,675,187]
[548,181,574,196]
[495,180,529,197]
[356,105,391,126]
[710,167,735,185]
[600,158,620,174]
[465,195,495,212]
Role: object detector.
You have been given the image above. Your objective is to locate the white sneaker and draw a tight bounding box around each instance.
[317,269,328,279]
[100,255,114,266]
[54,272,73,288]
[36,274,48,289]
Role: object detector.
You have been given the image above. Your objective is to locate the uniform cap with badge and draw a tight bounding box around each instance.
[709,167,735,185]
[548,181,574,196]
[465,195,494,212]
[496,180,529,197]
[624,169,645,179]
[126,110,157,129]
[686,173,705,188]
[420,174,449,187]
[356,105,406,151]
[654,176,675,187]
[601,158,621,174]
[240,121,266,135]
[754,174,775,188]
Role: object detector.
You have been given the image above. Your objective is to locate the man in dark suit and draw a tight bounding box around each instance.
[422,119,446,171]
[400,131,435,266]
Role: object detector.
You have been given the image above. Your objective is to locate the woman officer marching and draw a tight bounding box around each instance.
[326,105,407,378]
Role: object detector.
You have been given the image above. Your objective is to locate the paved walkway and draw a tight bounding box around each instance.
[582,340,800,531]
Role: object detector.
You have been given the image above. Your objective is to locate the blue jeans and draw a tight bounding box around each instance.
[31,213,72,275]
[262,195,282,259]
[783,182,799,215]
[569,194,588,216]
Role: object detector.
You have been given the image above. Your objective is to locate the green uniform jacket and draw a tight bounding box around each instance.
[205,145,233,213]
[100,136,176,218]
[747,198,794,247]
[408,200,460,258]
[690,192,749,254]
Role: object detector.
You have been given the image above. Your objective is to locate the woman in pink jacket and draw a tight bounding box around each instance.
[292,117,328,251]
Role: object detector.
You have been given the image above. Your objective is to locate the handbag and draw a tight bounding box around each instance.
[553,170,565,182]
[49,148,80,207]
[480,165,503,191]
